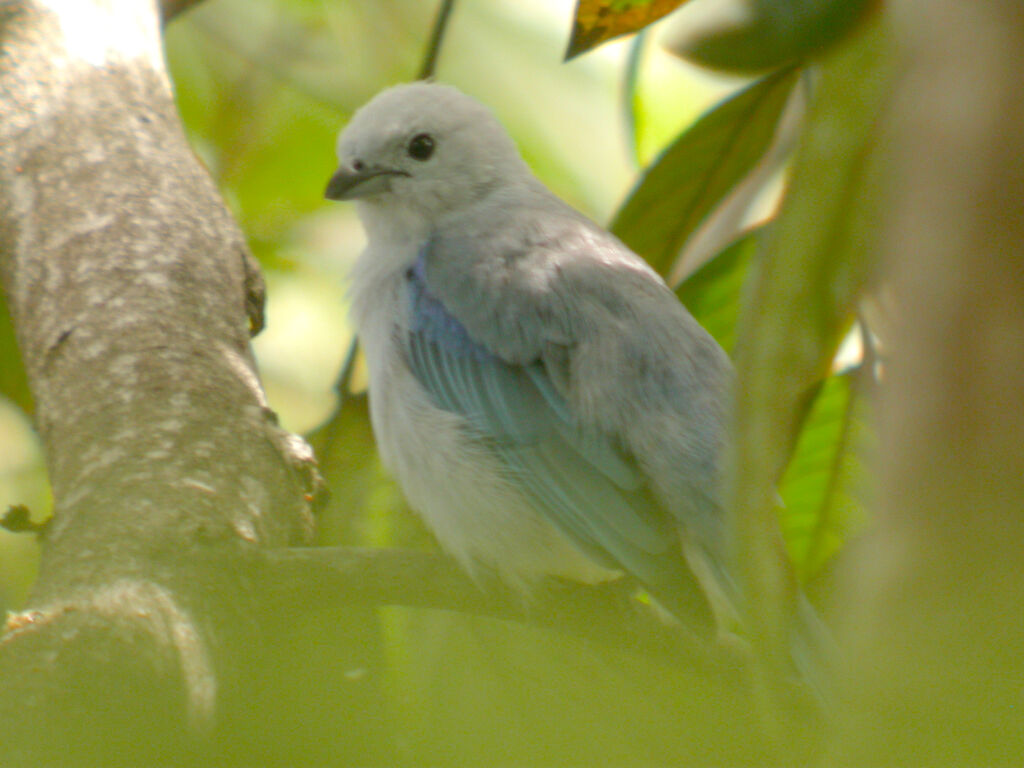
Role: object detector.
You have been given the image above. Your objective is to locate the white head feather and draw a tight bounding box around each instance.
[330,83,532,236]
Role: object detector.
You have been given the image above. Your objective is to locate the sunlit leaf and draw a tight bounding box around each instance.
[677,226,763,355]
[611,68,798,277]
[565,0,691,60]
[667,0,879,73]
[779,371,871,580]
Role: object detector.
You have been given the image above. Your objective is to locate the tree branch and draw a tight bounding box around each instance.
[262,546,745,677]
[418,0,456,80]
[0,1,319,763]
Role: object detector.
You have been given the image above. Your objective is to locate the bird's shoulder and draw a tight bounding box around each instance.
[419,184,673,363]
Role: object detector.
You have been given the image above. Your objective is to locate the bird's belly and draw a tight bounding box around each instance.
[364,335,617,592]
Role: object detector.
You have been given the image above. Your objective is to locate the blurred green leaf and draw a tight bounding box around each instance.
[676,226,763,355]
[565,0,692,59]
[676,225,872,581]
[780,370,871,579]
[611,67,798,278]
[222,89,342,256]
[728,17,892,672]
[167,19,345,261]
[667,0,879,74]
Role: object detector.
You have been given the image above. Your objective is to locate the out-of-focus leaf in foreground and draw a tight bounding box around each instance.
[677,226,763,355]
[565,0,691,59]
[728,16,892,675]
[611,68,798,278]
[676,227,873,582]
[666,0,879,74]
[384,609,779,766]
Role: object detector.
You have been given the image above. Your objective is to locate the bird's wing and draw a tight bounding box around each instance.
[404,238,701,599]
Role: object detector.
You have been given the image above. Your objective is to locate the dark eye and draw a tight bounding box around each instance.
[407,133,435,161]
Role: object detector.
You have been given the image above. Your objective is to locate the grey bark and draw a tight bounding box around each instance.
[0,1,320,764]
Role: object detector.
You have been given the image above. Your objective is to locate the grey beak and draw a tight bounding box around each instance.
[324,167,361,200]
[325,165,408,201]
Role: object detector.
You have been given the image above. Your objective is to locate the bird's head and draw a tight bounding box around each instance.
[325,82,528,225]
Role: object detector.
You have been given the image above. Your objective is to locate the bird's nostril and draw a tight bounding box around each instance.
[352,159,365,172]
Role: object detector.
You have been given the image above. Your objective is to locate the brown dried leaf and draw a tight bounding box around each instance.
[565,0,691,59]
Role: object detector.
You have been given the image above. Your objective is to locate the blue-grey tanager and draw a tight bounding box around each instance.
[325,82,743,635]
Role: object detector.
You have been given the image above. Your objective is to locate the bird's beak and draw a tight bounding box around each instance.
[324,165,408,201]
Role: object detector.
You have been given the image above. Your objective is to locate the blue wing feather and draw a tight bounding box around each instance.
[405,248,688,587]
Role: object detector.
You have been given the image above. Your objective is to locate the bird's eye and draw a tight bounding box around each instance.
[407,133,435,161]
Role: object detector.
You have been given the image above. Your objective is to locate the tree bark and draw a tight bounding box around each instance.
[0,1,319,764]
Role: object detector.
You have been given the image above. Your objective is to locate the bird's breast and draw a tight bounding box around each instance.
[350,267,617,591]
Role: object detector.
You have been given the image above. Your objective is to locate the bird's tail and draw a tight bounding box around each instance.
[683,541,837,707]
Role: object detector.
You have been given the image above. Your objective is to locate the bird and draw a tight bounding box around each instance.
[324,82,745,636]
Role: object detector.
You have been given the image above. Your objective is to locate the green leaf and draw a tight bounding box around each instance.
[676,228,874,583]
[667,0,879,73]
[779,371,871,580]
[611,67,799,278]
[565,0,692,60]
[676,227,763,355]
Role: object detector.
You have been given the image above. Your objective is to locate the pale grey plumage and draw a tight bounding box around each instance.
[326,82,737,629]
